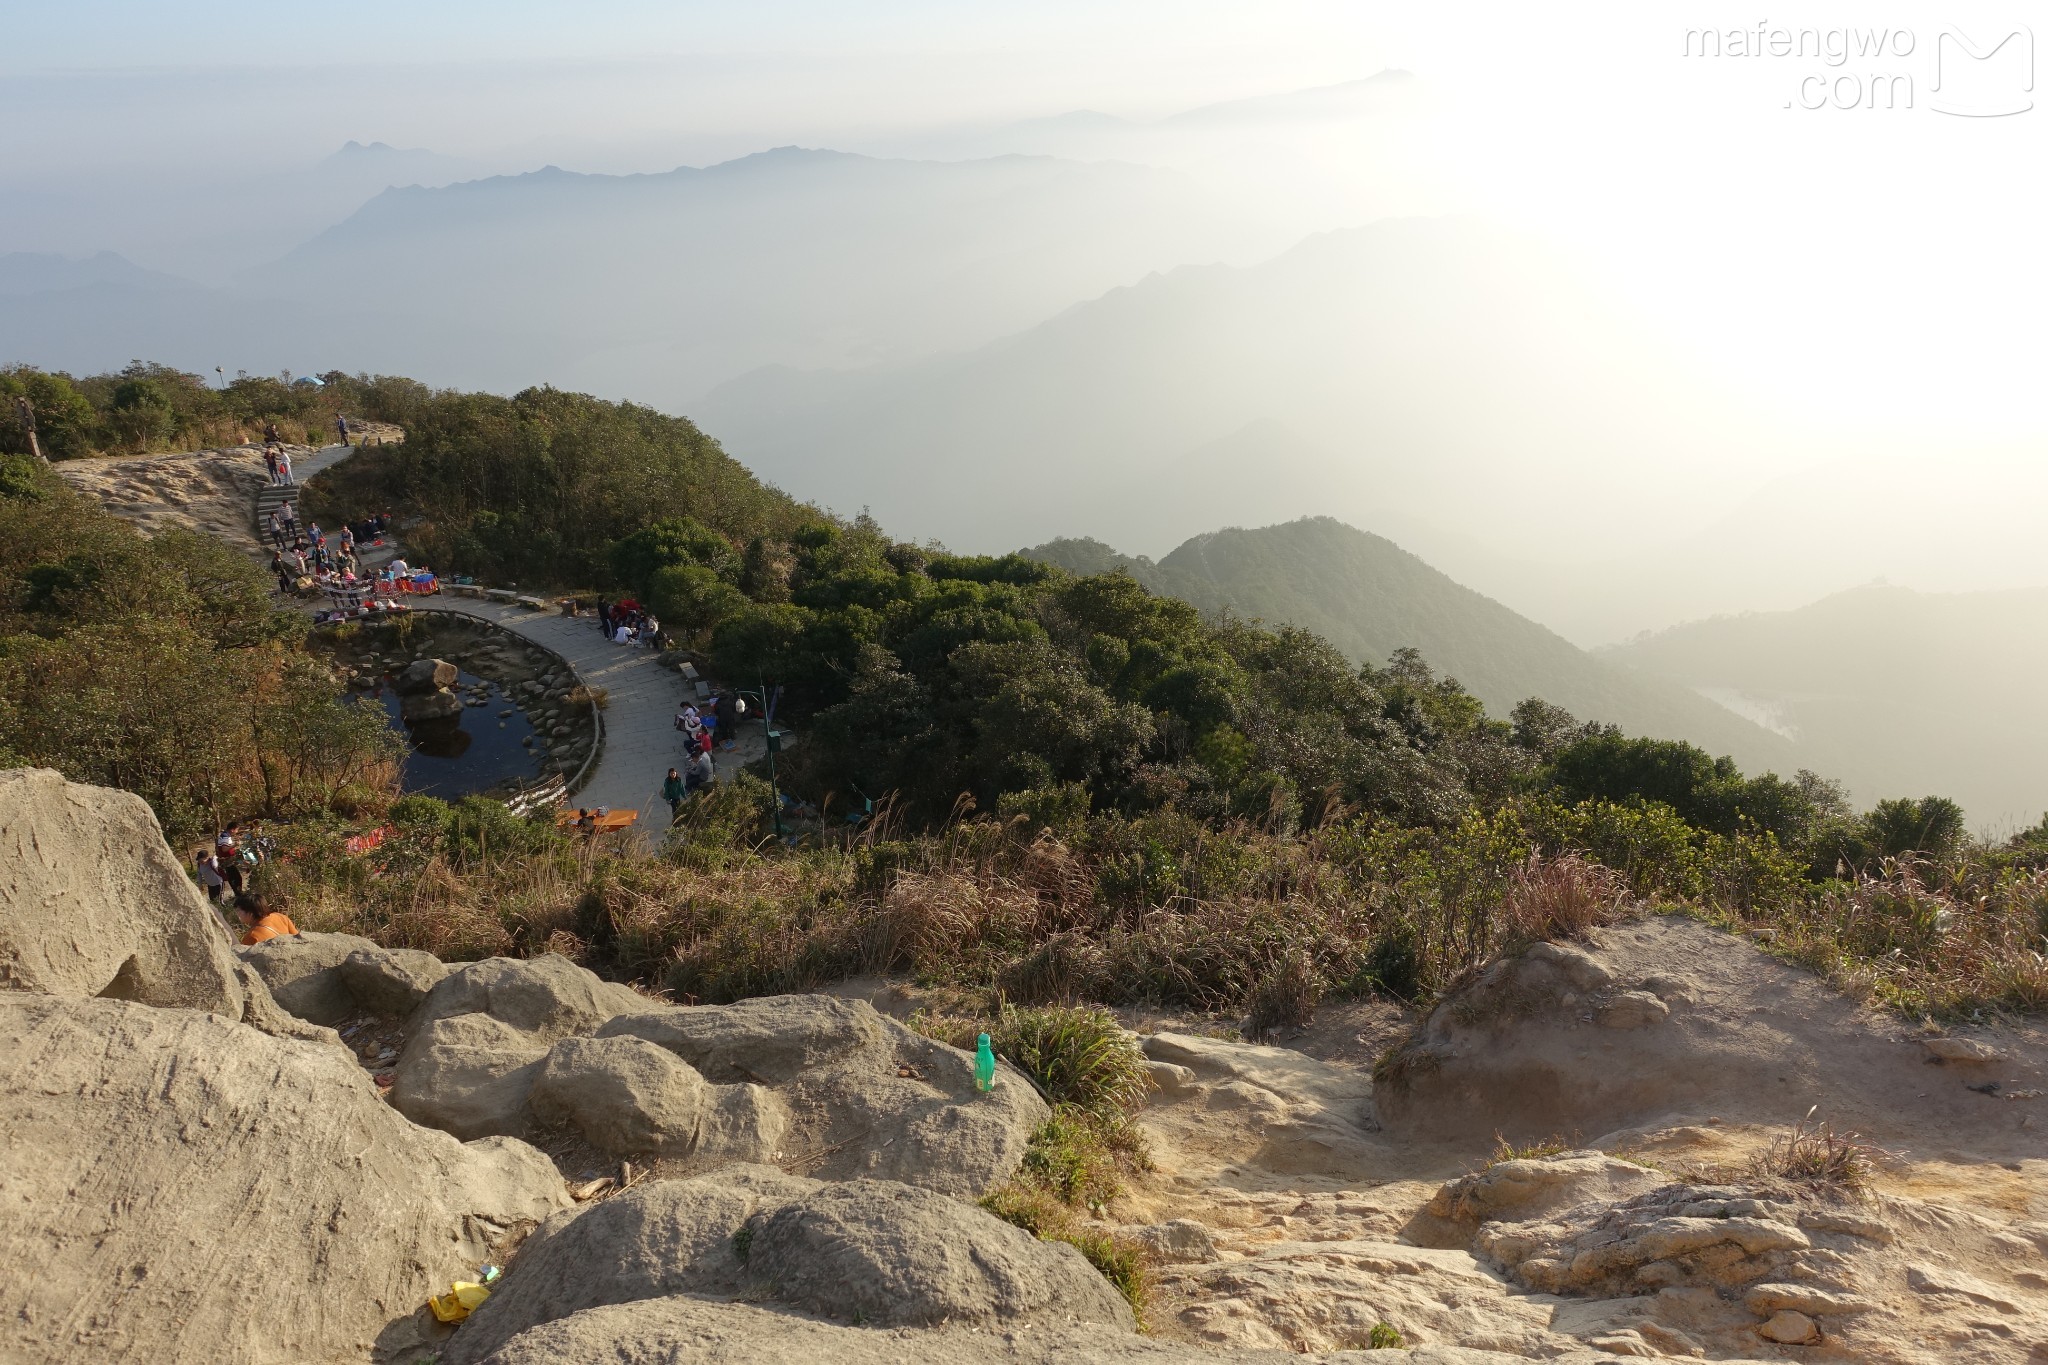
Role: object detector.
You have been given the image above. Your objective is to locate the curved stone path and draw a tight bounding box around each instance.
[265,447,726,823]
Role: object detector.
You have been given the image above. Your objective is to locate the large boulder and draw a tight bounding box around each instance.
[598,994,888,1084]
[444,1166,817,1362]
[393,980,1042,1194]
[529,1035,789,1161]
[0,993,567,1365]
[602,997,1047,1197]
[444,1170,1130,1365]
[418,954,648,1041]
[741,1179,1134,1329]
[0,767,245,1014]
[340,943,454,1016]
[236,929,380,1025]
[395,657,460,694]
[393,1012,553,1139]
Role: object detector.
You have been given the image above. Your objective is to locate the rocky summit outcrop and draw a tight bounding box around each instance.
[0,766,249,1013]
[1419,1151,2048,1361]
[443,1167,1134,1363]
[360,958,1046,1197]
[470,1297,1593,1365]
[0,766,332,1044]
[0,993,568,1365]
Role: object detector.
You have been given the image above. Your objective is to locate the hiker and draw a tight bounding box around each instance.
[596,599,612,637]
[194,850,227,905]
[336,416,350,446]
[276,448,292,483]
[233,894,298,946]
[267,509,286,550]
[662,767,686,821]
[264,421,280,446]
[642,612,660,647]
[263,447,278,483]
[280,501,298,536]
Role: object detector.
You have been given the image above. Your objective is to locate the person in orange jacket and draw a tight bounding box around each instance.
[233,893,299,945]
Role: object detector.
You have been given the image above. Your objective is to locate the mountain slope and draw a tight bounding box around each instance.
[1608,584,2048,825]
[1027,517,1799,776]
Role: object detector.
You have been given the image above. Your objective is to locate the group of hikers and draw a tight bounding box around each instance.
[266,505,402,597]
[594,596,664,650]
[660,698,728,817]
[192,827,297,945]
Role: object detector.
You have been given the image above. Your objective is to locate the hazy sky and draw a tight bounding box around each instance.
[10,2,2048,449]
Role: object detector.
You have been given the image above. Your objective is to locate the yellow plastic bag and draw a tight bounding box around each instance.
[427,1281,491,1323]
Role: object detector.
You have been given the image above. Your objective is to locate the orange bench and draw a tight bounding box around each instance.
[555,810,639,833]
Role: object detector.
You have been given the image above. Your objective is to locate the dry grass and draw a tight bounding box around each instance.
[1486,1132,1575,1166]
[1711,857,2048,1018]
[1500,852,1630,946]
[1749,1107,1879,1194]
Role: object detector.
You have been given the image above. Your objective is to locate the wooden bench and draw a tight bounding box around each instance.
[555,809,639,834]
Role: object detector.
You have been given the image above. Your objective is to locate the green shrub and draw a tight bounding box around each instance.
[991,1005,1150,1120]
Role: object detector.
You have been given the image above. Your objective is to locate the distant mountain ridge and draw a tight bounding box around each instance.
[1608,584,2048,825]
[1025,517,1799,776]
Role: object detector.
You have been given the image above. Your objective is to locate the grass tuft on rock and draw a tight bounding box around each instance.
[1750,1107,1878,1194]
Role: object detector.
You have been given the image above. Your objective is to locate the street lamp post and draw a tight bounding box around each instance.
[732,674,786,839]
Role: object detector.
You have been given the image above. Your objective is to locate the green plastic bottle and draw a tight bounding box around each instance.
[974,1032,996,1093]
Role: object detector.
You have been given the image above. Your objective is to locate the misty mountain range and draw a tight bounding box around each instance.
[1028,517,2044,825]
[1025,518,1798,777]
[5,75,2047,822]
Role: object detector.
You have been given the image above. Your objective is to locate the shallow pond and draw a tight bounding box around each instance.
[357,667,547,799]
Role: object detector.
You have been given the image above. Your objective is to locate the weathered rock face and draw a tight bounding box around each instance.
[0,766,246,1014]
[602,996,1048,1196]
[393,1012,553,1139]
[529,1035,789,1162]
[443,1169,1132,1365]
[418,954,650,1042]
[1429,1152,2048,1361]
[237,929,381,1025]
[468,1295,1575,1365]
[1426,1152,1666,1226]
[443,1166,814,1362]
[395,657,460,694]
[384,969,1044,1196]
[341,943,453,1016]
[0,993,568,1365]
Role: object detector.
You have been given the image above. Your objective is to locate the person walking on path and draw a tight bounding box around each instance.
[194,850,227,906]
[267,509,286,550]
[662,767,687,822]
[336,416,350,447]
[263,447,278,484]
[276,447,293,483]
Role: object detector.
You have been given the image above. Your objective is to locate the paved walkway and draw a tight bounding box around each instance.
[262,446,720,824]
[423,597,697,821]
